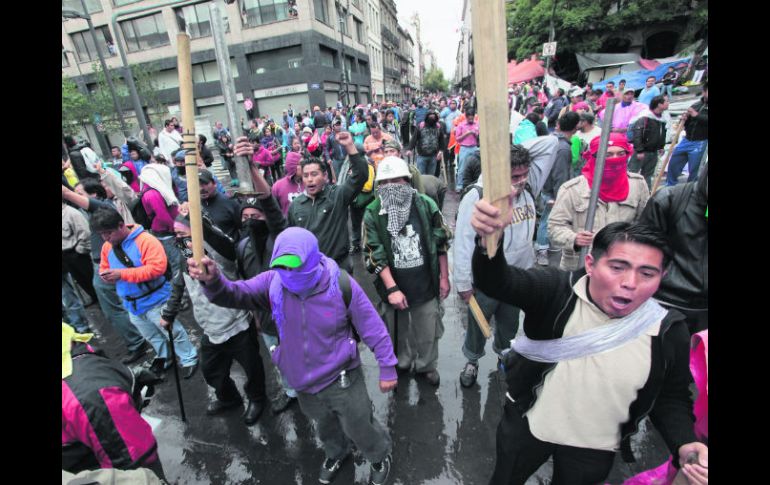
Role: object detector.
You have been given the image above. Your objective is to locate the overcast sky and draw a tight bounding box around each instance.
[395,0,464,80]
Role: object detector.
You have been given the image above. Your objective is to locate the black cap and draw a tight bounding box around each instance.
[199,169,215,184]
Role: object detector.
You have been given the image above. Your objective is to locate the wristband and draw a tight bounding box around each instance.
[386,285,400,295]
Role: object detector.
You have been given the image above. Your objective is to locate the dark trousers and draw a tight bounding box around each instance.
[62,251,98,303]
[629,151,658,190]
[350,205,365,248]
[200,327,267,403]
[489,401,615,485]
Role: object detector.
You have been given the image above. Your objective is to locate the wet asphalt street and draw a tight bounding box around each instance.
[85,189,672,485]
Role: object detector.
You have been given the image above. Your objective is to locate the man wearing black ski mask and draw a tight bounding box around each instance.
[406,110,445,176]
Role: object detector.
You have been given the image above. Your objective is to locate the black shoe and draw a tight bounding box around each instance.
[206,398,242,415]
[419,370,440,387]
[182,362,198,379]
[121,342,149,365]
[148,358,167,375]
[319,454,349,484]
[369,454,392,485]
[243,400,265,425]
[271,394,298,415]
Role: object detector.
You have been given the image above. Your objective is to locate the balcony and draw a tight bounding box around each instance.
[381,26,399,46]
[384,67,400,79]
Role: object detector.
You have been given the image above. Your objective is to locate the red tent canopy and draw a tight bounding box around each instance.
[508,58,545,84]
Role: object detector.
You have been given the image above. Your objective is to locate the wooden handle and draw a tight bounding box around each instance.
[469,295,492,339]
[472,0,510,258]
[650,117,686,195]
[177,34,205,271]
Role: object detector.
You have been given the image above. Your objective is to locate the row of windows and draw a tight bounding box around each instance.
[64,1,296,63]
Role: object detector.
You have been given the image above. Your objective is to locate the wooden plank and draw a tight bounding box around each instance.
[471,0,510,257]
[177,33,205,270]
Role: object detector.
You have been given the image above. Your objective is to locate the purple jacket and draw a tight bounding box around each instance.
[202,270,397,394]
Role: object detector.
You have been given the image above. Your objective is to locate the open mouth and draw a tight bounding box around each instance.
[611,296,632,307]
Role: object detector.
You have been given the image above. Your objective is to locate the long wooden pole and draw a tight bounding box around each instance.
[177,34,206,271]
[650,115,687,195]
[471,0,510,257]
[469,295,492,339]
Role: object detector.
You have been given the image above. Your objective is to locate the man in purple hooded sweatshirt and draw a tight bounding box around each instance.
[271,150,305,216]
[189,227,397,485]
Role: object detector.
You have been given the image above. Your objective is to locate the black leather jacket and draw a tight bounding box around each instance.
[640,166,708,310]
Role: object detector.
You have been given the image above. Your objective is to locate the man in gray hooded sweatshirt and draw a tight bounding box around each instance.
[453,135,558,387]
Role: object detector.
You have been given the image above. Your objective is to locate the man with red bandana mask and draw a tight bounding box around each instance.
[548,133,650,271]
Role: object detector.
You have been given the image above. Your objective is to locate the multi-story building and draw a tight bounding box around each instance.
[398,13,421,96]
[395,24,414,101]
[62,0,371,145]
[454,0,473,92]
[363,0,383,102]
[378,0,400,102]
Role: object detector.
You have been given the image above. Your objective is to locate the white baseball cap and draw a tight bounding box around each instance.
[375,156,412,182]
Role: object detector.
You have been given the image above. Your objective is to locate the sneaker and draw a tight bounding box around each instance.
[536,249,549,266]
[369,454,392,485]
[318,455,348,484]
[459,361,478,388]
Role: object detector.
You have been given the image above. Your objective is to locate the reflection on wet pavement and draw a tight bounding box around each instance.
[87,190,670,484]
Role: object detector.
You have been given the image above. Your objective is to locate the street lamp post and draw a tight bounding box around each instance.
[62,2,129,138]
[338,0,351,107]
[64,48,111,156]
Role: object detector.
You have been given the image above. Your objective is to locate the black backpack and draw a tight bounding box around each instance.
[418,126,440,154]
[128,192,152,230]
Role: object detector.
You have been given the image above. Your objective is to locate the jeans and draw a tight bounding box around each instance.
[201,327,266,403]
[260,333,297,398]
[489,401,615,485]
[92,263,145,352]
[455,145,480,191]
[661,84,674,98]
[415,154,438,176]
[297,366,391,464]
[62,273,90,333]
[628,151,658,190]
[349,205,365,248]
[666,138,707,186]
[128,303,197,367]
[462,290,520,363]
[536,193,554,249]
[332,158,346,182]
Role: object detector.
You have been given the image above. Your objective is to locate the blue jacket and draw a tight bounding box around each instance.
[102,225,170,315]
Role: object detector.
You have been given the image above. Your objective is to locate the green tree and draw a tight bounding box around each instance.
[423,67,449,93]
[506,0,708,79]
[62,77,92,135]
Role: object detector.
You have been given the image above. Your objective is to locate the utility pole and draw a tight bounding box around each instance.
[545,0,557,74]
[209,0,253,192]
[338,0,351,107]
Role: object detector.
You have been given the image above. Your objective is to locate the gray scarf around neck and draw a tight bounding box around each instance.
[378,183,415,237]
[511,298,667,363]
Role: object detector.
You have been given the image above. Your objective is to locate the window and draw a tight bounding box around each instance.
[62,46,70,68]
[176,2,230,39]
[247,46,303,74]
[241,0,290,28]
[320,45,338,68]
[62,0,102,14]
[192,60,240,84]
[354,18,363,44]
[120,13,170,53]
[314,0,328,24]
[71,26,115,63]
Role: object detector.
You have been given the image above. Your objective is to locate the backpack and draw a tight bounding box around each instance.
[627,116,648,144]
[338,269,361,342]
[128,192,152,230]
[418,126,440,154]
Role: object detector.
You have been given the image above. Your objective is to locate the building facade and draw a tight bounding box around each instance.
[363,0,384,102]
[378,0,401,102]
[454,0,473,92]
[62,0,371,145]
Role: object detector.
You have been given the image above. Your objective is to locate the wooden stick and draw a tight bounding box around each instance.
[650,115,686,195]
[469,295,492,339]
[471,0,510,258]
[177,34,205,271]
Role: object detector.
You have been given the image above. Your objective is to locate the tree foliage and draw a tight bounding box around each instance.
[506,0,708,78]
[61,61,168,136]
[423,67,449,93]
